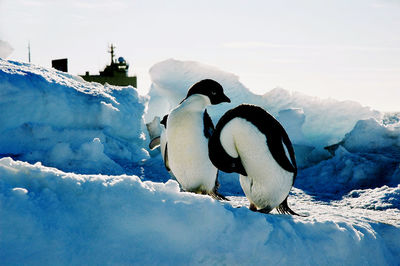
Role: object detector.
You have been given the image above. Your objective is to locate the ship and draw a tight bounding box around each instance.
[80,44,137,88]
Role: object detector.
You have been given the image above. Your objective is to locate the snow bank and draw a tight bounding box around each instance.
[0,59,149,174]
[1,157,399,265]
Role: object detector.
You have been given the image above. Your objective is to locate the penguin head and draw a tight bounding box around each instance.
[184,79,231,105]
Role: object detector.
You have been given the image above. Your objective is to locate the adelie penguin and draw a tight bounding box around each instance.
[165,79,231,199]
[148,115,169,167]
[208,104,299,215]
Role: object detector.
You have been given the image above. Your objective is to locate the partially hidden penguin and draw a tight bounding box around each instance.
[165,79,231,199]
[208,104,299,215]
[148,115,169,167]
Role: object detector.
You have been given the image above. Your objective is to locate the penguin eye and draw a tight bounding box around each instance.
[211,91,217,96]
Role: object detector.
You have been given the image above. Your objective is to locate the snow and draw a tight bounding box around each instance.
[1,158,399,265]
[1,58,400,265]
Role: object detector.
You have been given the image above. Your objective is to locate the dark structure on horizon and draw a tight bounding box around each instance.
[80,44,137,88]
[52,58,68,73]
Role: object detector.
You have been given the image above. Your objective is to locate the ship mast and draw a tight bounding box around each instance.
[108,44,115,64]
[28,42,31,63]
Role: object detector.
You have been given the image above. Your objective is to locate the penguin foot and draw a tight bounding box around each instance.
[249,202,272,214]
[212,177,229,201]
[189,186,228,201]
[276,197,304,216]
[257,205,273,214]
[249,203,258,212]
[209,190,229,201]
[249,200,303,216]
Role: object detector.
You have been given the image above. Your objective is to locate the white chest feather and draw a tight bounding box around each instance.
[220,118,293,210]
[166,95,217,192]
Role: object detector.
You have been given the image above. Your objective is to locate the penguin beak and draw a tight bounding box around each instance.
[221,93,231,103]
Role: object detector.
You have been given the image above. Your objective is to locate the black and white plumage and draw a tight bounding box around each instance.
[208,104,299,215]
[165,79,230,199]
[148,115,169,170]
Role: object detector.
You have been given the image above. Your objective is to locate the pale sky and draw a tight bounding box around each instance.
[1,0,399,111]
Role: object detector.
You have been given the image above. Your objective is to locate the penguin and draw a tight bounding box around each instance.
[148,115,169,170]
[208,104,299,215]
[166,79,230,199]
[147,116,163,150]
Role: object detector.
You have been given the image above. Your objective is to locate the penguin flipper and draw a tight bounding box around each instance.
[164,143,171,171]
[276,196,303,216]
[149,137,161,150]
[234,158,247,176]
[203,109,215,139]
[266,131,297,177]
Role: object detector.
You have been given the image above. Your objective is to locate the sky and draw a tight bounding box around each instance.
[1,0,399,112]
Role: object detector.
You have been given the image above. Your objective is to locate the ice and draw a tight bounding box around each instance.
[296,118,400,196]
[277,108,308,145]
[0,58,399,265]
[341,118,400,154]
[261,88,382,148]
[297,146,399,196]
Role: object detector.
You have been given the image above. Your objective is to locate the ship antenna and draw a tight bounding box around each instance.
[28,41,31,63]
[109,44,115,64]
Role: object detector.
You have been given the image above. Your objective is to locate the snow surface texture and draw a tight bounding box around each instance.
[1,58,400,265]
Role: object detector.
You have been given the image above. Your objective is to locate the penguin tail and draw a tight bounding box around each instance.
[276,197,304,216]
